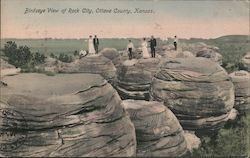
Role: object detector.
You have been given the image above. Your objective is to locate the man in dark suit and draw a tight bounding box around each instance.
[149,35,157,58]
[93,35,99,54]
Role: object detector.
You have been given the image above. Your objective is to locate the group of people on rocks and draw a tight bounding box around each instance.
[82,35,178,60]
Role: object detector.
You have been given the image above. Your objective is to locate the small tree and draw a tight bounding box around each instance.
[33,52,46,64]
[50,53,56,58]
[3,41,33,68]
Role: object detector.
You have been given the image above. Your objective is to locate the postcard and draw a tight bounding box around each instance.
[0,0,249,157]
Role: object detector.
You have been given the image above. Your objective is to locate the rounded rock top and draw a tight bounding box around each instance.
[1,73,106,97]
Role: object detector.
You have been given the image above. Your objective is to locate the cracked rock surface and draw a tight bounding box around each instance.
[0,73,136,157]
[150,58,235,133]
[117,58,162,100]
[123,99,187,157]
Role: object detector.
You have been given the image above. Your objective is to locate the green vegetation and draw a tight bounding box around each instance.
[3,41,46,68]
[58,53,73,63]
[209,35,249,73]
[192,114,249,157]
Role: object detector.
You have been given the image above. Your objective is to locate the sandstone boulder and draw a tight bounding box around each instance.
[0,73,136,157]
[123,99,187,157]
[182,42,219,56]
[196,48,223,65]
[59,55,117,82]
[241,52,250,72]
[150,58,235,133]
[117,58,161,100]
[161,50,195,59]
[100,48,123,67]
[229,70,250,114]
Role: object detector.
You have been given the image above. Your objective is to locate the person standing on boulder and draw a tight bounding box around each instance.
[93,35,99,54]
[127,40,134,60]
[149,36,157,58]
[174,35,178,51]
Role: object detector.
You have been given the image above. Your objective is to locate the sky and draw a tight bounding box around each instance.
[1,0,249,39]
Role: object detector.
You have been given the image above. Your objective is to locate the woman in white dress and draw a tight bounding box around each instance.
[141,38,150,58]
[88,35,95,55]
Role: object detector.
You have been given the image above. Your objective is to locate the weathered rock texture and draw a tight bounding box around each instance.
[196,49,223,65]
[117,58,161,100]
[59,55,117,82]
[161,50,195,59]
[229,70,250,114]
[0,73,136,157]
[150,58,235,132]
[100,48,123,67]
[182,42,219,55]
[241,52,250,72]
[123,99,187,157]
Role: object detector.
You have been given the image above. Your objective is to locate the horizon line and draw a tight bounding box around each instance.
[1,34,249,40]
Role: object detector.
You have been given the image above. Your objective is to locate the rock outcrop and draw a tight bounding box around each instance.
[196,49,223,65]
[229,70,250,114]
[241,52,250,72]
[150,58,235,133]
[59,55,117,83]
[123,99,187,157]
[161,50,195,59]
[182,42,219,55]
[100,48,123,67]
[0,73,136,157]
[0,59,20,78]
[117,58,161,100]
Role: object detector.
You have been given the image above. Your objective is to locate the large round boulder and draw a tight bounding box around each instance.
[196,48,223,65]
[0,73,136,157]
[59,55,117,83]
[182,42,219,55]
[241,52,250,72]
[117,58,161,100]
[229,70,250,114]
[123,100,187,157]
[150,58,235,133]
[100,48,123,67]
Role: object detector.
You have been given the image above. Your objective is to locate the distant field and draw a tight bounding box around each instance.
[1,35,249,73]
[0,38,166,56]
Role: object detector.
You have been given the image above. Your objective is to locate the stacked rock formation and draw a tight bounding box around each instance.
[229,70,250,114]
[196,48,223,65]
[117,58,161,100]
[123,100,187,157]
[0,73,136,157]
[100,48,123,67]
[59,55,117,82]
[241,52,250,71]
[150,58,235,133]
